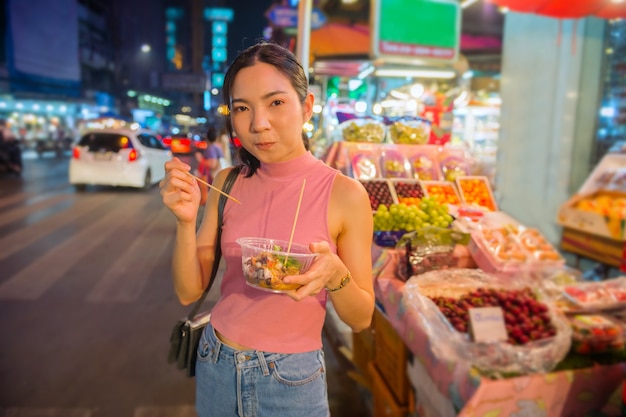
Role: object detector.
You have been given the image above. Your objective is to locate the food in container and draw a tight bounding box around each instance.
[351,153,380,179]
[237,238,317,293]
[456,176,498,211]
[340,119,386,143]
[568,314,624,354]
[360,179,396,210]
[422,181,462,205]
[439,152,470,182]
[388,119,431,144]
[409,154,438,180]
[562,277,626,312]
[380,149,409,178]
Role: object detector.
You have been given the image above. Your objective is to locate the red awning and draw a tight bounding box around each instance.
[486,0,626,19]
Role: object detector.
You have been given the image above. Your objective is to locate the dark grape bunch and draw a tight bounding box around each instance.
[360,180,395,210]
[393,181,424,199]
[429,287,557,345]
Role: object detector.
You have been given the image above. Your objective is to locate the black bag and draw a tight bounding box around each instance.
[167,166,240,377]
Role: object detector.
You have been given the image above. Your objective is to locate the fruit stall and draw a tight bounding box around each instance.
[558,152,626,272]
[321,122,626,416]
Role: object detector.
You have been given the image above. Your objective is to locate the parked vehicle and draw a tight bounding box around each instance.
[69,128,172,191]
[161,133,207,154]
[35,137,73,157]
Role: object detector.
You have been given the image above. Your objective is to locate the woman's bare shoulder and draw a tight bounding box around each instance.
[331,174,370,208]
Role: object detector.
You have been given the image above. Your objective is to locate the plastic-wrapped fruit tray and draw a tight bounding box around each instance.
[391,179,424,204]
[421,180,462,206]
[467,212,565,274]
[380,148,410,178]
[360,179,397,210]
[456,176,498,211]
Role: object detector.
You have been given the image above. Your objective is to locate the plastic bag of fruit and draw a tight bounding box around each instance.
[395,227,471,279]
[402,268,572,377]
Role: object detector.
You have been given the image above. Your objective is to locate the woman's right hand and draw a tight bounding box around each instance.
[159,157,200,224]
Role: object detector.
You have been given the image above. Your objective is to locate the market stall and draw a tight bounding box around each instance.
[558,152,626,272]
[320,126,626,416]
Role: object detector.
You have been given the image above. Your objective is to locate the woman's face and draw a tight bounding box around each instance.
[229,62,313,164]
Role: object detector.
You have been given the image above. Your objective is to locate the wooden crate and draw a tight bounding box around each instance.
[351,327,376,388]
[369,362,414,417]
[373,307,410,405]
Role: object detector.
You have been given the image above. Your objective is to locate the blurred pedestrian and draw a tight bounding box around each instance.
[0,119,22,175]
[194,126,225,184]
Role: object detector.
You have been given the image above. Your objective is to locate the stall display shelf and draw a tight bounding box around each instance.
[372,248,625,417]
[558,153,626,271]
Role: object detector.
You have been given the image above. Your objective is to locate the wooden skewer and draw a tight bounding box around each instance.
[284,179,306,264]
[187,171,241,204]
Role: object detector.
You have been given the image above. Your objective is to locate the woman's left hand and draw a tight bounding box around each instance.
[282,241,345,301]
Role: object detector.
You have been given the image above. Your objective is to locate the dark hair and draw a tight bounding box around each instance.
[222,41,309,177]
[206,125,218,143]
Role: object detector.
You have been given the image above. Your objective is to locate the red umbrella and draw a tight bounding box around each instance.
[486,0,626,19]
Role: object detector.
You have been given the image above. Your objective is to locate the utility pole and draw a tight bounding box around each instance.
[191,0,204,116]
[296,0,312,79]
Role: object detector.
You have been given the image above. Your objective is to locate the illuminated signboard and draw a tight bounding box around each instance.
[373,0,460,62]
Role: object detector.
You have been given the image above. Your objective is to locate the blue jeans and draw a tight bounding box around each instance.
[196,323,330,417]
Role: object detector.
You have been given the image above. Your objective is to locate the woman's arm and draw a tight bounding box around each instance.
[325,175,375,332]
[160,158,228,305]
[284,175,375,332]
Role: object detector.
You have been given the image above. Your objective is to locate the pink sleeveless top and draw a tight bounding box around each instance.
[210,152,339,353]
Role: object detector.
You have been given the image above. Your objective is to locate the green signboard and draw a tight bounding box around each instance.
[374,0,460,62]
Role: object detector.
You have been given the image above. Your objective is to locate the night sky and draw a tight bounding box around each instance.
[227,0,275,61]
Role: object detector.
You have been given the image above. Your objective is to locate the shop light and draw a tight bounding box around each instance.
[375,68,457,79]
[410,84,425,98]
[460,0,479,8]
[16,103,23,109]
[313,104,323,114]
[600,106,616,117]
[355,101,368,113]
[389,90,409,100]
[454,91,470,108]
[381,99,404,108]
[372,103,382,115]
[462,70,474,79]
[0,102,6,108]
[357,66,375,79]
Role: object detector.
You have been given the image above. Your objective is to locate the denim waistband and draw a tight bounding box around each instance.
[204,323,296,373]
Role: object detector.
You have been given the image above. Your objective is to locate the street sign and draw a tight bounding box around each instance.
[265,5,327,29]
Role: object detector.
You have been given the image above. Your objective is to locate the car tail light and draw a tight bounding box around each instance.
[196,141,208,150]
[128,149,138,162]
[180,138,191,146]
[162,138,172,145]
[72,147,80,159]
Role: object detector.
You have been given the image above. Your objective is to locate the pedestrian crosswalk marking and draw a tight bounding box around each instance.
[0,194,115,262]
[86,207,175,303]
[0,196,150,300]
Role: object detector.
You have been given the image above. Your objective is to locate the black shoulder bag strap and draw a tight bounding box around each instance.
[186,165,240,320]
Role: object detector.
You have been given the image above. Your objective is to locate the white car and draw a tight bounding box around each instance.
[69,128,172,191]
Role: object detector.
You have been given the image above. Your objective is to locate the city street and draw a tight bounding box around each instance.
[0,152,371,417]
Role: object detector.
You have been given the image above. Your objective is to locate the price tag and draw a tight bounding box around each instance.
[468,307,508,343]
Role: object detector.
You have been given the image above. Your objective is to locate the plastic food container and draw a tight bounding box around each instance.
[380,149,409,178]
[236,238,317,293]
[568,314,624,354]
[388,119,431,144]
[456,176,498,211]
[340,119,386,143]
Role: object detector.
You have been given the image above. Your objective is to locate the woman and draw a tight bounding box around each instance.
[159,42,374,417]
